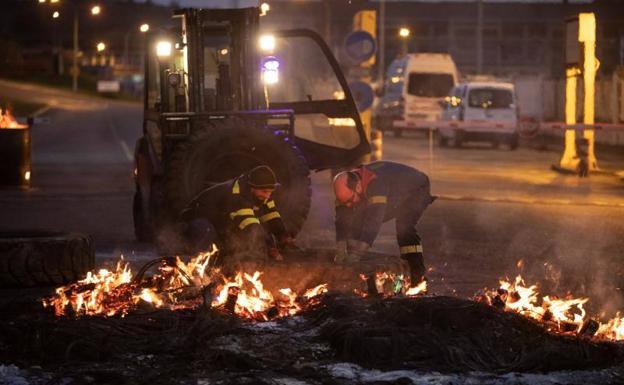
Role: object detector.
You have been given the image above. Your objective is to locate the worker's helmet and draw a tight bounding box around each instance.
[247,165,279,189]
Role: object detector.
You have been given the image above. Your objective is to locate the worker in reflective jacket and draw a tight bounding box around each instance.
[181,165,297,262]
[333,161,435,284]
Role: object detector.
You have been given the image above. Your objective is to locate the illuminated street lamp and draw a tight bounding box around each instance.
[96,42,106,52]
[91,5,101,16]
[139,23,150,33]
[260,2,270,17]
[259,34,276,52]
[52,11,60,19]
[398,27,410,56]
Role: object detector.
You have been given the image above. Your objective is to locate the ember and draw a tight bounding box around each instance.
[356,272,427,297]
[479,274,624,341]
[43,249,328,321]
[0,108,27,129]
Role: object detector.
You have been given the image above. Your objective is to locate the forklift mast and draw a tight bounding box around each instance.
[176,8,265,113]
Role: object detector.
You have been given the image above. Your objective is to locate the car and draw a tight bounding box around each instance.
[439,81,519,149]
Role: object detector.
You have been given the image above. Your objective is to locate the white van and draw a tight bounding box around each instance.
[375,53,459,136]
[439,81,519,149]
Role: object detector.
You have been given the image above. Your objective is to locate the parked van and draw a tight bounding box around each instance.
[375,53,459,136]
[439,81,519,149]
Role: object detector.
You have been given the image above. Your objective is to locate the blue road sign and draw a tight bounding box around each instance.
[344,30,376,65]
[349,81,375,112]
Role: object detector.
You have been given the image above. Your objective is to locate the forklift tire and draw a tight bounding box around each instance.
[0,231,94,287]
[133,189,153,242]
[165,119,311,236]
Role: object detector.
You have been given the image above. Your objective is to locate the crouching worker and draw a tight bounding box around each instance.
[333,161,435,284]
[180,165,298,264]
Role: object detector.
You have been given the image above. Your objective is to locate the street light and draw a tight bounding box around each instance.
[260,2,270,17]
[91,5,101,16]
[52,11,60,19]
[96,42,106,52]
[139,23,149,33]
[398,27,410,56]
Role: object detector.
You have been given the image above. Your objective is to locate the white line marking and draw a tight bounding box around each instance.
[32,105,52,117]
[106,107,133,162]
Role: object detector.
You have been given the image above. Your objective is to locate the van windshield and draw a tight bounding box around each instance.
[407,73,454,98]
[468,88,513,109]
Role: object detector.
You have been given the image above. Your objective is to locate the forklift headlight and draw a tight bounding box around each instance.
[262,57,279,85]
[156,41,172,57]
[259,34,276,52]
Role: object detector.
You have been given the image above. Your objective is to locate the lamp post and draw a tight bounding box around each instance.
[399,27,410,56]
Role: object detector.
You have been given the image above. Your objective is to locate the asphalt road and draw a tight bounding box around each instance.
[1,80,624,316]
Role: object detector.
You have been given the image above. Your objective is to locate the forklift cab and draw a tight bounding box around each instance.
[143,7,369,170]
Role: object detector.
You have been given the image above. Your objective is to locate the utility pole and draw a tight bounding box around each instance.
[72,6,79,92]
[476,0,483,74]
[378,0,385,82]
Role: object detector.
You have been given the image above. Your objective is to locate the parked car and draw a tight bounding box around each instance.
[375,53,459,137]
[439,81,519,149]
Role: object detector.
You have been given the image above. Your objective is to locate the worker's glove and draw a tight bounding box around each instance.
[334,240,348,263]
[348,239,370,254]
[268,247,284,262]
[279,235,301,252]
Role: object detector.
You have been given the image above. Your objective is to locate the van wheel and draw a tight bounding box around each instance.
[508,134,519,151]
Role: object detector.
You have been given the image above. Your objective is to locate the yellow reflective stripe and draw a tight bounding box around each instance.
[266,200,276,209]
[229,208,255,219]
[400,245,423,254]
[368,195,387,204]
[239,217,260,230]
[232,180,240,194]
[260,211,280,223]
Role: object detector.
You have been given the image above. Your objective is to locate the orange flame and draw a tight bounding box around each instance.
[482,275,624,341]
[0,108,28,129]
[44,249,328,321]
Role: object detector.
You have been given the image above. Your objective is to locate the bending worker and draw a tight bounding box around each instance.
[181,165,296,262]
[333,161,435,284]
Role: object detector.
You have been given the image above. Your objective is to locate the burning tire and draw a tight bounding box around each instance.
[0,231,94,287]
[164,118,311,236]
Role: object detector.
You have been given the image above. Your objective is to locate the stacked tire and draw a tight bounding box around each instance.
[0,231,94,287]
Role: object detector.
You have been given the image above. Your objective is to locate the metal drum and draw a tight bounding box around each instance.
[0,125,31,187]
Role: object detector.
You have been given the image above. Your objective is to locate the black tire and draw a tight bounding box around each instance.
[133,189,153,242]
[438,134,448,147]
[164,118,311,236]
[508,133,519,151]
[393,128,403,138]
[0,231,94,287]
[452,133,463,148]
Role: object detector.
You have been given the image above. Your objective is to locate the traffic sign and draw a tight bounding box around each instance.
[349,80,375,112]
[344,30,376,65]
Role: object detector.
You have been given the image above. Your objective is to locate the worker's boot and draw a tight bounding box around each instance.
[402,253,426,286]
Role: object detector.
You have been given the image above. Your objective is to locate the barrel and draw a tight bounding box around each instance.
[0,125,31,187]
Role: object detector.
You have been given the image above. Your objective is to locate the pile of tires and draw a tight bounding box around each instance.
[0,231,94,287]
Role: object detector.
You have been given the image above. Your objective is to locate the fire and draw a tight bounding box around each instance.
[356,272,427,297]
[44,250,328,321]
[479,274,624,341]
[0,108,27,129]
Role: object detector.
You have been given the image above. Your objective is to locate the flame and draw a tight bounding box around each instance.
[481,274,624,341]
[0,108,28,129]
[44,249,328,321]
[355,272,427,297]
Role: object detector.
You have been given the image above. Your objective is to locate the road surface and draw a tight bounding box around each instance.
[1,80,624,315]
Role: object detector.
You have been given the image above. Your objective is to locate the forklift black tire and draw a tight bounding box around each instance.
[165,119,311,236]
[0,231,94,287]
[133,189,154,242]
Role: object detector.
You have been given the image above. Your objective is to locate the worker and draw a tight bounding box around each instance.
[181,165,297,262]
[332,161,435,285]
